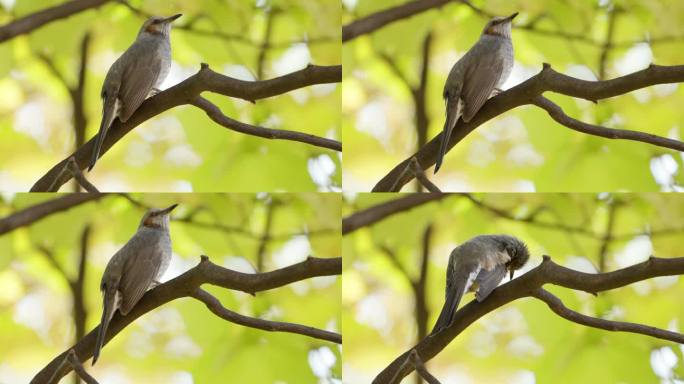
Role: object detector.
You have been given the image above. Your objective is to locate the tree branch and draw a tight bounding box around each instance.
[31,255,341,384]
[372,63,684,191]
[47,349,99,384]
[343,0,457,42]
[256,200,278,272]
[190,96,341,151]
[191,288,341,343]
[342,194,445,235]
[0,194,102,235]
[373,255,684,383]
[531,96,684,151]
[30,63,341,192]
[0,0,111,43]
[531,288,684,344]
[410,350,441,384]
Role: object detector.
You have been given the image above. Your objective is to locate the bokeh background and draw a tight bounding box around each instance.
[343,193,684,383]
[0,0,341,192]
[343,0,684,192]
[0,193,341,383]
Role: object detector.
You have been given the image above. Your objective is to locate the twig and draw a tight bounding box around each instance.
[47,349,98,384]
[532,95,684,152]
[410,158,441,193]
[67,350,99,384]
[0,0,111,43]
[410,350,441,384]
[532,288,684,343]
[67,157,100,192]
[0,194,102,235]
[191,288,341,343]
[342,194,445,235]
[343,0,457,42]
[191,96,341,151]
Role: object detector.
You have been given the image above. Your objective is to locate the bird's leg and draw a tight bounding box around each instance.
[149,280,162,289]
[150,88,162,96]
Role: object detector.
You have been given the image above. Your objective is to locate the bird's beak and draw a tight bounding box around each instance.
[162,14,182,23]
[505,12,518,22]
[160,204,178,215]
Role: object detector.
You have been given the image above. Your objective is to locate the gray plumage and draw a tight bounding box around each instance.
[88,14,181,171]
[93,204,177,365]
[431,234,529,334]
[434,12,517,173]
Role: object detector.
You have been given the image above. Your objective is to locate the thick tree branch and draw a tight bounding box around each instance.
[0,0,111,43]
[342,194,445,235]
[191,96,341,151]
[0,194,102,235]
[531,288,684,344]
[343,0,457,42]
[31,255,341,384]
[373,255,684,383]
[191,288,341,343]
[30,63,341,192]
[373,63,684,191]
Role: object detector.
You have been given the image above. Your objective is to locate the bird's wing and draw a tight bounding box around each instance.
[461,55,505,122]
[430,263,481,334]
[474,264,507,302]
[118,48,162,122]
[118,233,163,315]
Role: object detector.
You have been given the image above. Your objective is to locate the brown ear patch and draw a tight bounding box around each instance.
[143,216,161,228]
[145,24,161,35]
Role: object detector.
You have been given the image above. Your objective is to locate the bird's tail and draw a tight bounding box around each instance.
[88,97,117,172]
[434,96,461,174]
[430,284,465,335]
[93,288,116,365]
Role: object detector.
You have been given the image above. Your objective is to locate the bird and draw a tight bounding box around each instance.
[434,12,517,174]
[93,204,177,365]
[430,234,529,334]
[88,14,182,171]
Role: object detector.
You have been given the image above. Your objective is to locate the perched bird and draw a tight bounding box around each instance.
[431,234,529,334]
[93,204,177,365]
[435,12,517,173]
[88,14,182,171]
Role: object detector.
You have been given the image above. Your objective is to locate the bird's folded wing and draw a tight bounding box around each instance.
[118,48,162,122]
[118,235,162,315]
[474,264,506,302]
[461,58,505,122]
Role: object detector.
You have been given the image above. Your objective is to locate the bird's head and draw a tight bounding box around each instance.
[139,14,182,38]
[504,236,529,279]
[139,204,177,229]
[482,12,517,38]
